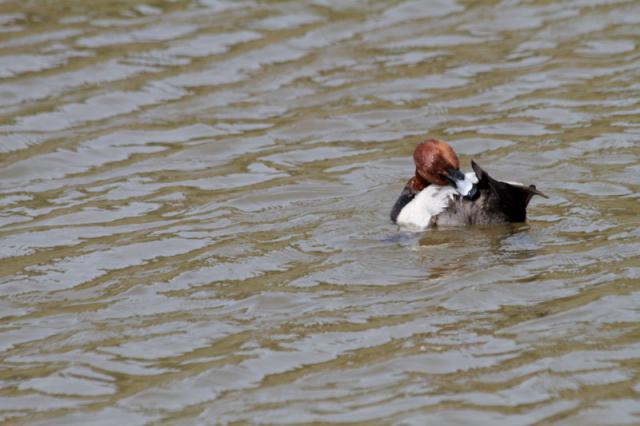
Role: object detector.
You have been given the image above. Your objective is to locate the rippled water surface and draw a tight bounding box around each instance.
[1,0,639,424]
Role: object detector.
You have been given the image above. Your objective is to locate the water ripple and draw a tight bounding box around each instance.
[0,0,639,424]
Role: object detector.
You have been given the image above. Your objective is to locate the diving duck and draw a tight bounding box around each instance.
[391,139,547,229]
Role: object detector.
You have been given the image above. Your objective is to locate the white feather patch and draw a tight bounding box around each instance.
[396,185,457,230]
[457,172,478,195]
[396,173,477,230]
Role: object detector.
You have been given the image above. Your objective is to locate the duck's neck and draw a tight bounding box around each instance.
[406,172,430,193]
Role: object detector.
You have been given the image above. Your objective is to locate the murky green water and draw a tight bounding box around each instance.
[0,0,639,424]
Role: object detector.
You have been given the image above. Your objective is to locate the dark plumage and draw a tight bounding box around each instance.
[432,161,548,226]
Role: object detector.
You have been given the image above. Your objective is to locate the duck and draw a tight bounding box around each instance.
[391,139,547,229]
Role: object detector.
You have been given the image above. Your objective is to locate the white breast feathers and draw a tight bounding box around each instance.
[396,185,458,229]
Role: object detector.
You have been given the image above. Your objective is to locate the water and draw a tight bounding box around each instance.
[0,0,639,424]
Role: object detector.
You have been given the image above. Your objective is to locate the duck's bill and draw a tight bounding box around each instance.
[445,168,477,198]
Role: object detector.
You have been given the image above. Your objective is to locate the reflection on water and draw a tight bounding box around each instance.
[0,0,639,423]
